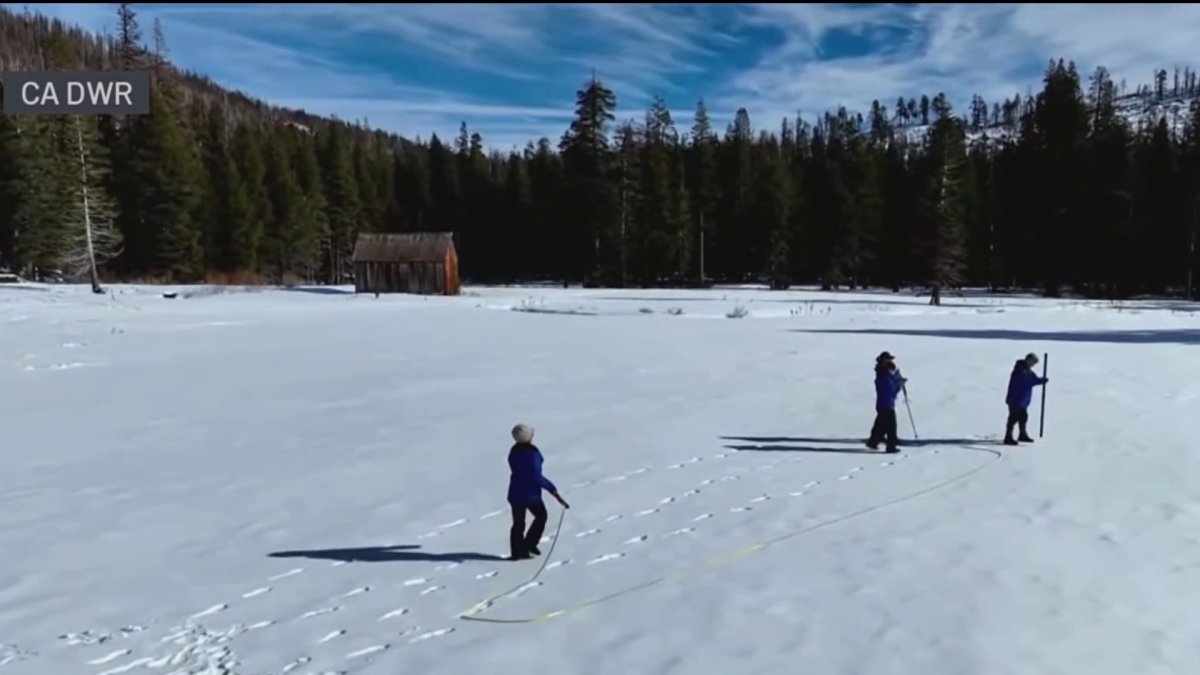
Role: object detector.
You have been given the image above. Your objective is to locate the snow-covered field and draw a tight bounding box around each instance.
[3,283,1200,675]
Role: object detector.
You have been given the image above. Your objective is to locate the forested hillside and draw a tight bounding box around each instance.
[2,4,1199,299]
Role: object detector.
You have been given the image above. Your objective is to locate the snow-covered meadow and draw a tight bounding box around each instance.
[3,282,1200,674]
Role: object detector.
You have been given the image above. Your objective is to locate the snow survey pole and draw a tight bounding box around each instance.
[900,371,918,440]
[1039,352,1049,438]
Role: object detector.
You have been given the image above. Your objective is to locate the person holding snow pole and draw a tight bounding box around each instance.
[507,424,570,561]
[867,352,907,453]
[1004,353,1048,445]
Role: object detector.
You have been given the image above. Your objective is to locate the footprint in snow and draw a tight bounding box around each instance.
[188,603,227,620]
[299,607,339,620]
[246,620,274,631]
[804,480,820,489]
[576,528,601,538]
[681,489,700,497]
[419,585,443,596]
[317,630,347,644]
[880,460,895,467]
[512,581,542,597]
[379,608,409,621]
[545,559,572,570]
[666,527,693,537]
[270,568,304,581]
[346,645,388,659]
[571,480,594,489]
[475,571,498,580]
[480,509,506,520]
[693,513,713,522]
[604,514,623,523]
[659,496,676,505]
[838,474,855,481]
[750,495,770,503]
[720,475,741,482]
[409,628,454,643]
[789,491,806,497]
[281,657,311,674]
[331,560,348,566]
[402,577,429,586]
[87,649,131,665]
[242,587,271,599]
[417,531,441,540]
[587,553,624,565]
[626,468,650,476]
[700,479,714,486]
[635,508,658,517]
[623,535,649,545]
[340,586,370,598]
[435,562,460,571]
[440,518,468,529]
[731,506,753,513]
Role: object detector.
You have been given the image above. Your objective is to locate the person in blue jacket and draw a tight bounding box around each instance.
[866,352,907,453]
[1005,353,1048,445]
[507,424,570,560]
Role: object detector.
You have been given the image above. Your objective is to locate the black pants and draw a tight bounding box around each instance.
[510,500,548,557]
[868,408,898,450]
[1006,405,1030,439]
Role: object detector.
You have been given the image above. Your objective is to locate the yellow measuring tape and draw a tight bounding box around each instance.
[460,444,1004,624]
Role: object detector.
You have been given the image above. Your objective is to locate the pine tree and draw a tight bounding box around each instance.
[921,94,968,305]
[689,100,718,283]
[560,75,618,284]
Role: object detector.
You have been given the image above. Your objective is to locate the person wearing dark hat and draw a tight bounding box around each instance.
[1004,353,1048,445]
[867,352,907,453]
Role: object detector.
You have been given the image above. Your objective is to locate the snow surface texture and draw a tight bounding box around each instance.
[4,283,1200,675]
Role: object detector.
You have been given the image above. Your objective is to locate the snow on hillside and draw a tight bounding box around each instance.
[894,90,1198,148]
[3,283,1200,674]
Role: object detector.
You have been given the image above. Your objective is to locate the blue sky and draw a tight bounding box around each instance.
[12,3,1200,151]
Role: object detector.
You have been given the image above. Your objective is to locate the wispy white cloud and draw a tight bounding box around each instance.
[10,3,1200,149]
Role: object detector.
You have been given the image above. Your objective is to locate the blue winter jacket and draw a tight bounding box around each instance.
[875,367,905,410]
[507,442,558,504]
[1006,360,1047,408]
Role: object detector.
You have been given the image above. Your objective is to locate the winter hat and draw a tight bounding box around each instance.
[1024,352,1040,365]
[876,351,895,362]
[511,424,534,444]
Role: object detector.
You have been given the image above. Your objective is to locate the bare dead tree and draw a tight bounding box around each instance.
[68,116,122,293]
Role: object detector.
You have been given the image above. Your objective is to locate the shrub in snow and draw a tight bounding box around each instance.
[667,307,684,316]
[639,307,654,314]
[726,305,749,319]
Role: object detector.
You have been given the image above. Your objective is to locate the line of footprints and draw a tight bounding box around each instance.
[65,446,930,675]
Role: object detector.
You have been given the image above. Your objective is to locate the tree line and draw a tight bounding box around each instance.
[2,5,1199,300]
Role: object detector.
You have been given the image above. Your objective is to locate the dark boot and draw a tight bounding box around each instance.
[1018,433,1034,443]
[1003,434,1018,445]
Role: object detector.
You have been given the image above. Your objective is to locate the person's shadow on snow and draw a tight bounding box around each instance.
[268,546,505,563]
[719,436,1001,453]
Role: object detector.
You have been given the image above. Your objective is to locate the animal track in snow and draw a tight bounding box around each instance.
[346,645,388,659]
[475,571,498,580]
[693,513,713,522]
[435,562,460,571]
[340,586,370,598]
[635,508,659,517]
[576,528,601,538]
[87,649,131,665]
[789,491,806,497]
[417,531,441,540]
[402,577,429,586]
[571,480,594,489]
[242,586,271,598]
[659,496,676,504]
[666,527,694,537]
[331,560,348,567]
[624,535,649,545]
[730,506,753,513]
[604,514,623,523]
[380,608,409,621]
[587,552,624,565]
[318,630,347,644]
[713,452,729,459]
[546,559,572,570]
[625,467,650,477]
[700,479,714,486]
[601,475,628,483]
[419,585,444,596]
[246,620,274,631]
[409,628,454,643]
[480,509,506,520]
[680,489,700,497]
[880,460,895,467]
[299,607,340,620]
[804,481,821,488]
[189,603,227,620]
[750,495,771,503]
[440,518,468,529]
[719,474,741,482]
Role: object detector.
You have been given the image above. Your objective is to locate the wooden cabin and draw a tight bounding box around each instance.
[352,232,460,296]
